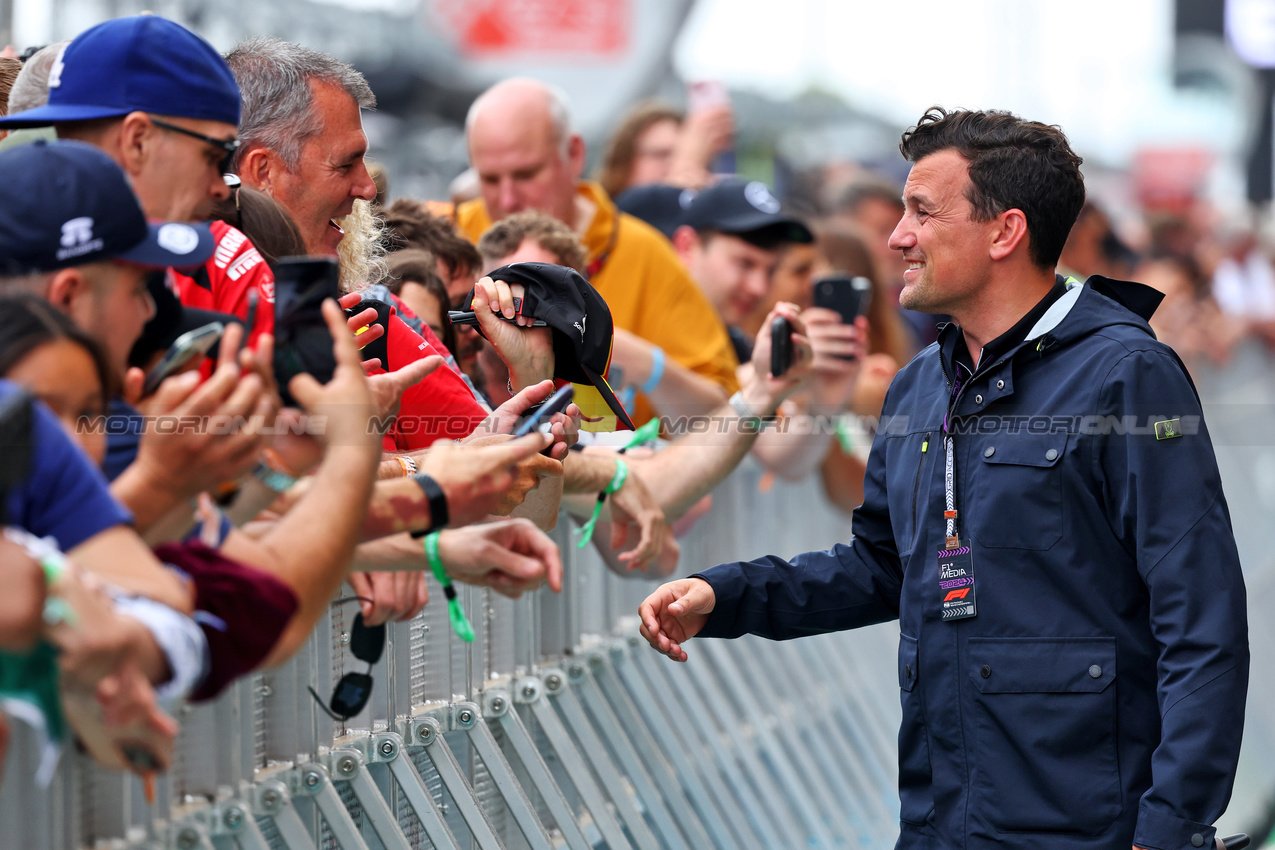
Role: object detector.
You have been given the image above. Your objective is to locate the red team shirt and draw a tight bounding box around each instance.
[172,222,486,449]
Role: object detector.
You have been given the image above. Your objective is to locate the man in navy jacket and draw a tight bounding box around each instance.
[639,107,1249,850]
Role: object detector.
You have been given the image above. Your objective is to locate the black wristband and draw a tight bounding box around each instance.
[409,472,450,538]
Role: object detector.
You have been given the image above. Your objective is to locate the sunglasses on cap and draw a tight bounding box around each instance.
[148,115,240,176]
[307,596,386,722]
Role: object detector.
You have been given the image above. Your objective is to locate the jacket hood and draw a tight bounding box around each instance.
[1024,274,1164,349]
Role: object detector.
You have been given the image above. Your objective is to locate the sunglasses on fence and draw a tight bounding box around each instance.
[308,597,386,722]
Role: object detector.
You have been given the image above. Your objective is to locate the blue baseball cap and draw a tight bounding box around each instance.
[0,140,215,275]
[0,15,240,128]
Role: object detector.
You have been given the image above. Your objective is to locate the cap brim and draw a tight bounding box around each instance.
[0,103,132,128]
[118,222,215,271]
[720,214,814,244]
[581,363,636,431]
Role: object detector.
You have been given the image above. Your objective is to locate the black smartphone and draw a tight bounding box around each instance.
[814,275,873,325]
[272,257,341,407]
[770,316,793,378]
[513,384,574,438]
[142,322,224,397]
[1221,835,1250,849]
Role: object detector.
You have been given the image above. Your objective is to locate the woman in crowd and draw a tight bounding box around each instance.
[595,97,734,198]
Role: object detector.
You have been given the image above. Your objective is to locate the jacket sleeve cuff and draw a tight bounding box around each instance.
[1133,806,1215,850]
[689,565,742,639]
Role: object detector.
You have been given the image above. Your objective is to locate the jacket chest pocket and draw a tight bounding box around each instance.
[967,637,1121,835]
[884,431,936,558]
[968,431,1068,549]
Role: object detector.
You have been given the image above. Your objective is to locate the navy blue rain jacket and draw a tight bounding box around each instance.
[695,276,1249,850]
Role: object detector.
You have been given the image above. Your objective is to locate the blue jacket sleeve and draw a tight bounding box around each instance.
[693,419,904,641]
[5,390,132,550]
[1095,349,1249,850]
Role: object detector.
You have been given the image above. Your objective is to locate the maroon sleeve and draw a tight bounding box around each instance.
[153,541,299,702]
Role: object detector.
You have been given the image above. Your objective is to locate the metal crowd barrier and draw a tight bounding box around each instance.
[7,332,1275,848]
[0,457,902,849]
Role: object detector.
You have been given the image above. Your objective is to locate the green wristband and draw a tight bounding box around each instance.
[574,458,629,548]
[423,532,474,643]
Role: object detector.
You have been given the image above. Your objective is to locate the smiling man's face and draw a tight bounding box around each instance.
[890,148,995,319]
[268,80,377,255]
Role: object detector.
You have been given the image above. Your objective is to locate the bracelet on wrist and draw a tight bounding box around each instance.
[254,448,299,493]
[423,532,474,642]
[408,472,450,537]
[5,527,78,629]
[395,455,418,477]
[729,390,763,423]
[637,346,666,395]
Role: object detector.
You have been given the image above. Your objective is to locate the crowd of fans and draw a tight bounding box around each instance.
[1,10,1256,797]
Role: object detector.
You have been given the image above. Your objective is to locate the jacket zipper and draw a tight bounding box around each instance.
[910,431,931,546]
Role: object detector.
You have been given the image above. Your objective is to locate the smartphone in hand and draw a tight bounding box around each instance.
[513,384,575,438]
[813,275,872,325]
[770,316,793,378]
[142,322,224,398]
[272,257,341,407]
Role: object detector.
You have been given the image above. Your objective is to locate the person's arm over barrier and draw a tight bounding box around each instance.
[620,302,815,520]
[1097,350,1249,850]
[219,300,383,666]
[349,519,563,598]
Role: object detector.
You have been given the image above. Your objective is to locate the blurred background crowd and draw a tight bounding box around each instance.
[1,0,1275,845]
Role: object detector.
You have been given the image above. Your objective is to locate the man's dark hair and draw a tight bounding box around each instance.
[899,107,1085,269]
[379,199,481,279]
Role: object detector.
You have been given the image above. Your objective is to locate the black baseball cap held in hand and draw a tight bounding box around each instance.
[467,262,636,432]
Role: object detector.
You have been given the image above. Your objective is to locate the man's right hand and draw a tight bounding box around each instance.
[638,578,716,662]
[414,433,555,527]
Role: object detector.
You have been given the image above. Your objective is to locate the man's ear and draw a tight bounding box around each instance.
[114,112,153,178]
[237,146,277,194]
[988,208,1030,262]
[671,225,701,265]
[565,133,586,181]
[45,267,89,314]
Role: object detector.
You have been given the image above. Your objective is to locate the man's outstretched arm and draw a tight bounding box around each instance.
[640,400,903,657]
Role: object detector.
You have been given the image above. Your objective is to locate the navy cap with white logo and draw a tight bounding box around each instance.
[681,177,813,245]
[0,15,240,129]
[0,139,215,275]
[614,183,696,239]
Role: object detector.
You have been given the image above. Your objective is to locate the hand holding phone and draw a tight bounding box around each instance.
[142,322,224,398]
[272,257,341,407]
[513,384,574,438]
[770,316,793,378]
[813,275,872,326]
